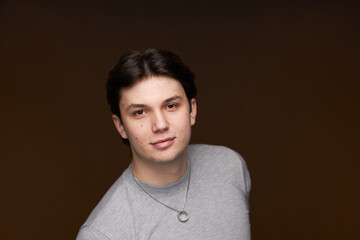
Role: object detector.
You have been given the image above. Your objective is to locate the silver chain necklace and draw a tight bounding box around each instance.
[130,161,191,223]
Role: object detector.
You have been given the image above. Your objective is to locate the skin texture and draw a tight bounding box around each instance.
[112,76,197,185]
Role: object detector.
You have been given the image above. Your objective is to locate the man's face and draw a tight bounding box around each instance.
[112,76,197,166]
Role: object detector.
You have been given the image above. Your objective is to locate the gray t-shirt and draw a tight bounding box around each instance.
[76,144,251,240]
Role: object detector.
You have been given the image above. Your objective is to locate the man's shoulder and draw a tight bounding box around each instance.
[188,144,251,197]
[188,144,243,161]
[79,168,134,238]
[187,144,248,174]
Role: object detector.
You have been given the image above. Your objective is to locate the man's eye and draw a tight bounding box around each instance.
[134,110,144,115]
[167,104,177,109]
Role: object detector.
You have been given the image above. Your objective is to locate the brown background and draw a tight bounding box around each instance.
[1,0,359,239]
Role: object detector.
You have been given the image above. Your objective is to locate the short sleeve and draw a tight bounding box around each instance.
[238,153,251,202]
[76,226,111,240]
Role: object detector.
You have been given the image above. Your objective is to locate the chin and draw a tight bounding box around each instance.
[151,149,186,164]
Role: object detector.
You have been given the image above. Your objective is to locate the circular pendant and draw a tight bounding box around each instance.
[177,210,189,222]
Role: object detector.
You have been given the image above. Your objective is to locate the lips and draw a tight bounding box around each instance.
[151,137,175,149]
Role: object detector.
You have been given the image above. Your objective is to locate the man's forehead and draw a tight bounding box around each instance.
[119,76,186,108]
[123,95,183,111]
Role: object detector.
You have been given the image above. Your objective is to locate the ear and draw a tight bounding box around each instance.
[190,98,197,126]
[112,114,128,139]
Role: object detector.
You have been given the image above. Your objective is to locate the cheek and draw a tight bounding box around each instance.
[129,123,149,144]
[174,113,192,131]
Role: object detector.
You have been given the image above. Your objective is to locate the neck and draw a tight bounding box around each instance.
[131,155,188,186]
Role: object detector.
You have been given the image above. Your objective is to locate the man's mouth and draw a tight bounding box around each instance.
[151,137,175,149]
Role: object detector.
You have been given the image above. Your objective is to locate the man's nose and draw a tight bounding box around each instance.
[151,111,169,133]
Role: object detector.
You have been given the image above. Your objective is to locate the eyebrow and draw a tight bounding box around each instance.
[125,95,183,111]
[164,95,183,103]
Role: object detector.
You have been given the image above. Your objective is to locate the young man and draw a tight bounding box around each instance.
[76,49,251,240]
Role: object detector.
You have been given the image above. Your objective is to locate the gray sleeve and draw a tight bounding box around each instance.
[76,226,111,240]
[238,153,251,202]
[224,147,251,202]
